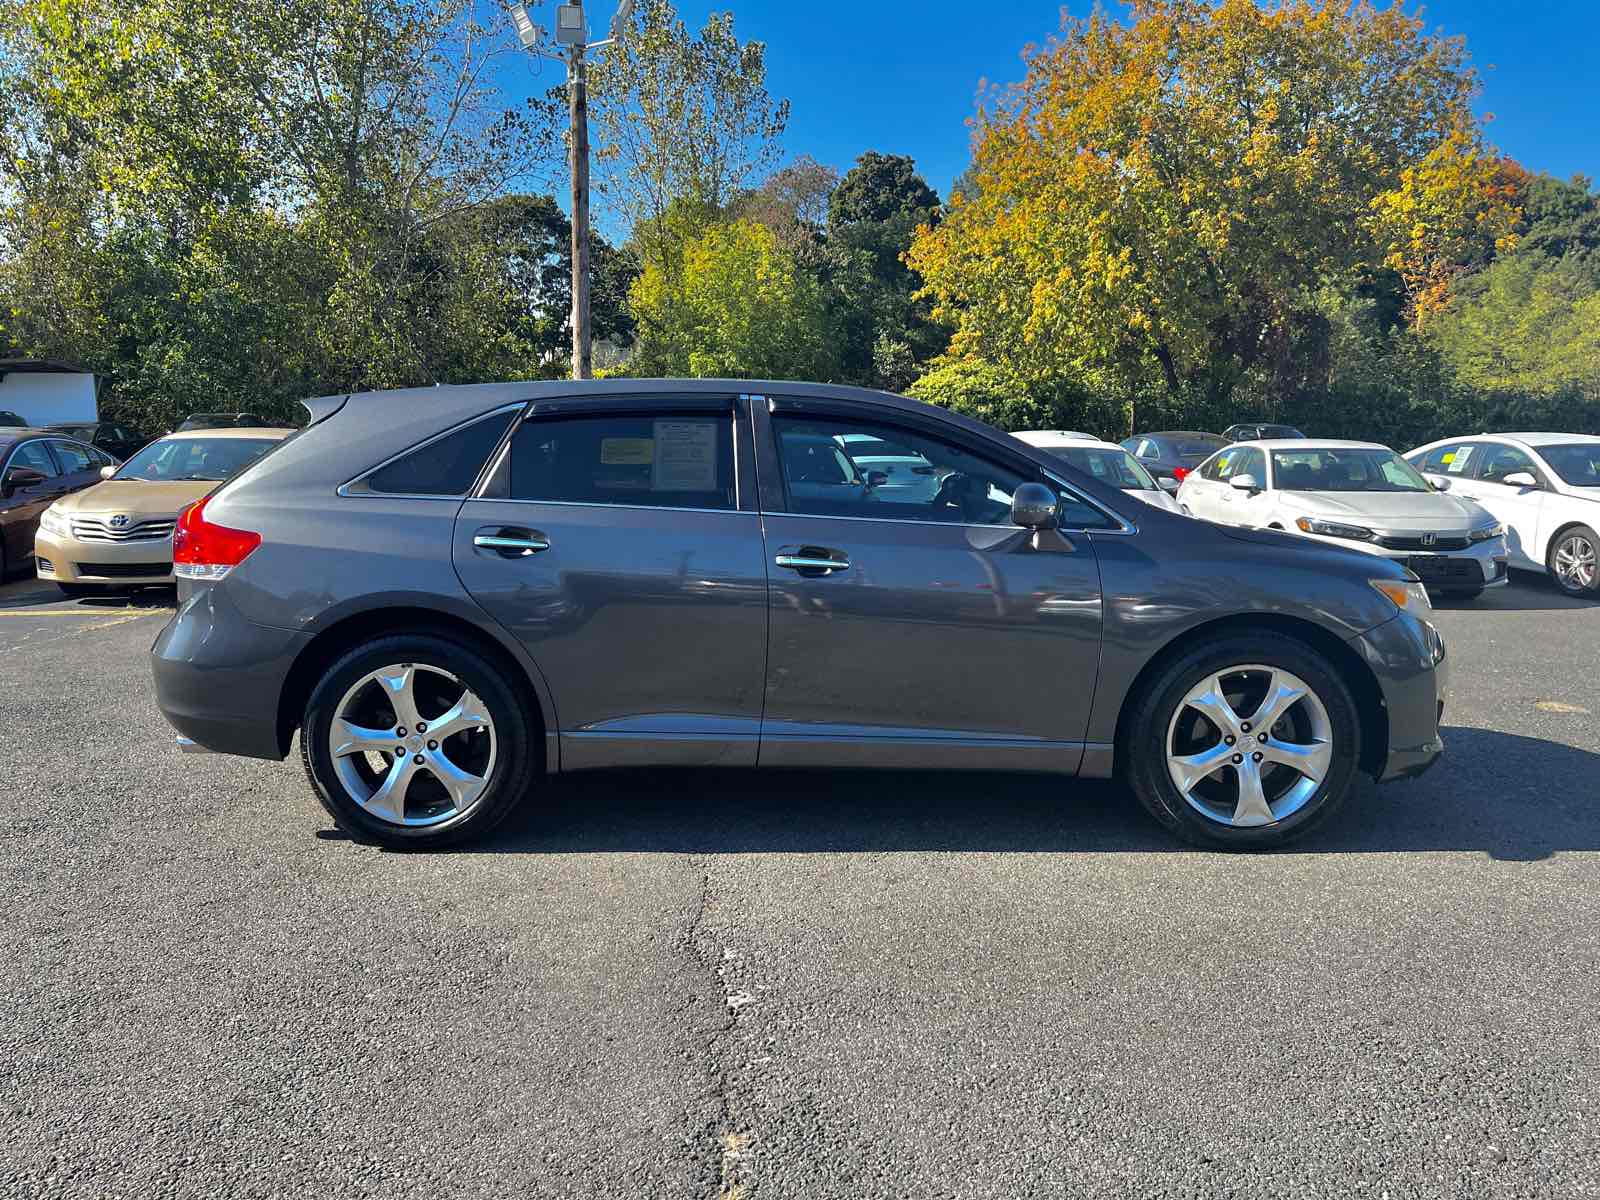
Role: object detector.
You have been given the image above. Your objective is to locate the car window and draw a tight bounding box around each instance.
[362,411,516,497]
[116,436,280,482]
[7,440,60,477]
[1131,439,1154,458]
[1537,444,1600,487]
[1198,449,1236,481]
[1414,443,1467,474]
[1053,446,1158,490]
[1270,448,1430,492]
[50,439,94,474]
[1177,438,1226,459]
[507,412,735,511]
[1234,447,1266,482]
[1475,444,1540,485]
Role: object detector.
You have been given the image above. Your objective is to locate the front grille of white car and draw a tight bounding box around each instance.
[70,517,176,544]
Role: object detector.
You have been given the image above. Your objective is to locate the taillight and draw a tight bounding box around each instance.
[172,495,261,581]
[1171,466,1190,481]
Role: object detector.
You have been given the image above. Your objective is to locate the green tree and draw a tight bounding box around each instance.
[627,218,832,380]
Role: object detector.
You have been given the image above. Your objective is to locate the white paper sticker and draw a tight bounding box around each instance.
[652,420,718,491]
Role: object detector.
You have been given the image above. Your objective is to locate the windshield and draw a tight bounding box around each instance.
[1271,448,1431,493]
[1538,444,1600,487]
[1053,446,1158,490]
[115,436,278,482]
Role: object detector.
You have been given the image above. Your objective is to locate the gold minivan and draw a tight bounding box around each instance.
[35,427,291,596]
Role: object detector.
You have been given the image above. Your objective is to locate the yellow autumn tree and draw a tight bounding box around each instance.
[908,0,1520,406]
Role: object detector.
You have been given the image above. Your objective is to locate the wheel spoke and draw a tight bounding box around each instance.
[364,757,415,823]
[1182,675,1242,737]
[1170,742,1234,793]
[331,719,399,759]
[1232,757,1275,826]
[427,689,491,743]
[1262,735,1332,784]
[376,665,422,731]
[422,750,488,812]
[1244,669,1307,734]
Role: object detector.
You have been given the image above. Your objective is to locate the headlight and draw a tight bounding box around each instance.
[38,506,69,536]
[1469,522,1504,542]
[1296,516,1375,541]
[1371,578,1433,617]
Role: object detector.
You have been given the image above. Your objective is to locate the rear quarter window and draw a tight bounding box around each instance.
[361,410,518,497]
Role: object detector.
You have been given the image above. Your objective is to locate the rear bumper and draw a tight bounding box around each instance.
[1350,613,1448,783]
[150,585,307,760]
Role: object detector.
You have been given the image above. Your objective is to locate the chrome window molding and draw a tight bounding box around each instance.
[461,496,754,518]
[337,403,526,500]
[1041,469,1137,534]
[0,437,60,482]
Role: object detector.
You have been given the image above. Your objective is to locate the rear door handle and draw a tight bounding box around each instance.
[775,546,850,574]
[474,527,550,557]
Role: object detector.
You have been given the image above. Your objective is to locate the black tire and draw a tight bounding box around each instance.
[1122,632,1362,850]
[301,633,537,848]
[1547,524,1599,597]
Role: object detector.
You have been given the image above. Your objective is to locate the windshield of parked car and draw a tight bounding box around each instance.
[1271,448,1431,493]
[1538,444,1600,487]
[1175,437,1226,459]
[1051,446,1159,490]
[115,436,278,482]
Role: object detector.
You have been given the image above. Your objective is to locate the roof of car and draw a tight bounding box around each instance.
[1029,437,1128,453]
[160,427,294,441]
[1012,429,1100,444]
[1139,430,1225,440]
[2,427,71,443]
[1495,432,1600,447]
[1235,438,1389,451]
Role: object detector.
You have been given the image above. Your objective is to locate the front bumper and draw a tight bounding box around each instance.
[1351,612,1449,783]
[35,527,174,586]
[1299,531,1507,592]
[151,584,308,760]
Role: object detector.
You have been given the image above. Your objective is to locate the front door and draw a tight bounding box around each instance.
[1,439,66,563]
[755,401,1107,772]
[1458,442,1548,567]
[454,398,769,769]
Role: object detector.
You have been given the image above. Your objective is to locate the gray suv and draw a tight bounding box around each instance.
[151,381,1447,850]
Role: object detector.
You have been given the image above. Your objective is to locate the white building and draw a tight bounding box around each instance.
[0,359,99,425]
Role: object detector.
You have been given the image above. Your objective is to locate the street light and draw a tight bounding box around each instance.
[507,2,539,48]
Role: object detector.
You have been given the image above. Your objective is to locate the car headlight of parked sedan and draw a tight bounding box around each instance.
[1295,516,1375,541]
[1468,521,1504,542]
[38,505,69,537]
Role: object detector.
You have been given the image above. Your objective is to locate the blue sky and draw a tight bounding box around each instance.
[502,1,1598,208]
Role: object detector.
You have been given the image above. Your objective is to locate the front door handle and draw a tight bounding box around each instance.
[474,527,551,557]
[775,547,850,574]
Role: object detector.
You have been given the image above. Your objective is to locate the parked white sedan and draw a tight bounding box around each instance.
[1013,432,1184,513]
[1179,440,1508,597]
[1404,434,1600,597]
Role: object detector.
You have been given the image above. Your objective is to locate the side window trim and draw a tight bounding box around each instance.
[2,438,62,478]
[340,403,525,500]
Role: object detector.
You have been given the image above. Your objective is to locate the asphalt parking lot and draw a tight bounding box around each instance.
[1,574,1596,1199]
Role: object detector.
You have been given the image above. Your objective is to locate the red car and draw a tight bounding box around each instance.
[0,430,116,580]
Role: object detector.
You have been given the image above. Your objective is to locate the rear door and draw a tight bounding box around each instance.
[453,395,769,769]
[754,397,1107,772]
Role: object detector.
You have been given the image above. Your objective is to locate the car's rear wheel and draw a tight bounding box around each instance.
[1123,634,1361,849]
[301,634,535,848]
[1549,525,1598,597]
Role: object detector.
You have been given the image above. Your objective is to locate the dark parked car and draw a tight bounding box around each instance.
[152,381,1446,851]
[1224,423,1306,442]
[46,420,149,461]
[0,410,29,427]
[1121,430,1230,488]
[0,430,118,579]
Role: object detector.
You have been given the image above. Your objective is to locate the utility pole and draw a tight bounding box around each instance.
[509,0,632,382]
[567,21,592,379]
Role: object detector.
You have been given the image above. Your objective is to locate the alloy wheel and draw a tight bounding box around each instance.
[1553,534,1597,592]
[1165,664,1333,828]
[329,663,497,827]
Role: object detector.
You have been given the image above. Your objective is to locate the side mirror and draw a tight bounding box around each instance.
[1423,473,1451,491]
[2,466,47,497]
[1502,471,1539,489]
[1229,473,1260,493]
[99,465,117,481]
[1157,475,1180,493]
[1011,482,1059,529]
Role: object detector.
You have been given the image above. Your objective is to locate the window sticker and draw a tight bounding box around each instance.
[652,420,718,491]
[1446,445,1474,474]
[600,437,654,466]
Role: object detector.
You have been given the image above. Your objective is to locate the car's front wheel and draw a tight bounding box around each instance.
[1124,633,1361,849]
[301,633,536,848]
[1549,525,1599,597]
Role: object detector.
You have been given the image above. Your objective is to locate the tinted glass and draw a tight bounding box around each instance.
[1538,444,1600,487]
[509,413,735,510]
[1052,446,1158,490]
[7,440,59,476]
[365,411,515,496]
[1260,425,1304,439]
[1270,448,1429,492]
[50,439,94,473]
[1414,443,1467,474]
[1475,444,1540,485]
[116,436,279,482]
[1177,437,1226,459]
